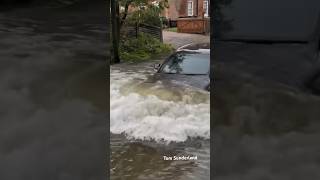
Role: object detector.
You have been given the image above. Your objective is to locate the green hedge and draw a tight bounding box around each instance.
[119,33,173,62]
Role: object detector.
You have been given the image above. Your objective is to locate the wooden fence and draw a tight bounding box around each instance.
[123,23,163,42]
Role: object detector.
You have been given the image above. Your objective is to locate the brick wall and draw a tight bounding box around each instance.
[198,0,204,17]
[163,0,179,19]
[178,0,207,18]
[179,0,188,17]
[128,0,209,19]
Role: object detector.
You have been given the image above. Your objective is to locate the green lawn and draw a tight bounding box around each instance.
[164,27,177,32]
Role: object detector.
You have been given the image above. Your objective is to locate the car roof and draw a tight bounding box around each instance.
[177,43,210,54]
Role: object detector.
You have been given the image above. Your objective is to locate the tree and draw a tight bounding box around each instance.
[119,0,168,28]
[119,0,134,28]
[110,0,169,64]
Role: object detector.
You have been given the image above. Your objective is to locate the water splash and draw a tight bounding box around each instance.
[110,65,210,142]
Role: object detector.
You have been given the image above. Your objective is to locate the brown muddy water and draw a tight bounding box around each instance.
[110,62,210,180]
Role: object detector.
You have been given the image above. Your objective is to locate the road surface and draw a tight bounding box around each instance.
[163,31,210,48]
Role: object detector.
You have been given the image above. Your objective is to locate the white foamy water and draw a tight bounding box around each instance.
[110,66,210,142]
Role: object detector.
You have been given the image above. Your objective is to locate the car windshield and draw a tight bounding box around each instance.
[160,51,209,75]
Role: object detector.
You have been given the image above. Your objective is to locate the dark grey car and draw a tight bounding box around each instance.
[148,43,210,91]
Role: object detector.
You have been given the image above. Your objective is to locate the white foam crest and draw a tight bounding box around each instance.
[110,68,210,142]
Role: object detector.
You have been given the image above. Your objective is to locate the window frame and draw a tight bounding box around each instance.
[203,0,209,17]
[187,0,194,17]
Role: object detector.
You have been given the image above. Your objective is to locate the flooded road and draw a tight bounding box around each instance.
[0,3,210,179]
[110,62,210,180]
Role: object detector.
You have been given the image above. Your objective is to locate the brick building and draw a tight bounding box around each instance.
[163,0,209,19]
[124,0,210,34]
[163,0,210,34]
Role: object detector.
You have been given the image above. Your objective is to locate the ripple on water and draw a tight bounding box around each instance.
[110,66,210,142]
[110,64,210,180]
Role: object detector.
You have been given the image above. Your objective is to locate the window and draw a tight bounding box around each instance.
[187,0,193,16]
[203,0,209,17]
[160,52,210,75]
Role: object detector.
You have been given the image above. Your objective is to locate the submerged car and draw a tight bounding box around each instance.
[150,43,210,91]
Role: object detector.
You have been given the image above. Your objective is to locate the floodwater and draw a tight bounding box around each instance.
[0,4,210,179]
[0,5,107,179]
[110,62,210,180]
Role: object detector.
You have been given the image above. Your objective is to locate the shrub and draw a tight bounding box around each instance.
[119,33,173,62]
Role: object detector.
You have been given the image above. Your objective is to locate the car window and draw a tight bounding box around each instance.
[213,0,320,41]
[160,52,210,75]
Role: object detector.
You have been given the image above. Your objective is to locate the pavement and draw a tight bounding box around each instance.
[163,31,210,49]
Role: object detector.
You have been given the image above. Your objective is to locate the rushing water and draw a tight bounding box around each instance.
[0,6,108,179]
[2,4,210,179]
[110,62,210,180]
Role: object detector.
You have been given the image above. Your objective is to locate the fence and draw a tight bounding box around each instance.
[123,23,163,42]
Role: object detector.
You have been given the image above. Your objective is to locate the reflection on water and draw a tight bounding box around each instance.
[111,134,210,180]
[110,62,210,180]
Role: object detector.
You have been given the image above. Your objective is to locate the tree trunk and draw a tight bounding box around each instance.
[120,1,132,29]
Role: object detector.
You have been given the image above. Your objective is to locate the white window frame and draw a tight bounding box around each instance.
[203,0,209,17]
[187,0,194,16]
